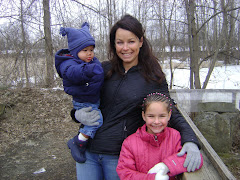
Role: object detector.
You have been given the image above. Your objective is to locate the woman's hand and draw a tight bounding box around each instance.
[177,142,201,172]
[75,107,100,126]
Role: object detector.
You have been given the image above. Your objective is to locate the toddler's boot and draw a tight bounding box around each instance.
[67,135,87,163]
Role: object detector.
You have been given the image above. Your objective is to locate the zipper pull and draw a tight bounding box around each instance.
[124,126,127,132]
[154,135,158,142]
[124,126,128,138]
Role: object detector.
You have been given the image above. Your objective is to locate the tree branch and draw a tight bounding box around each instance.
[71,0,109,21]
[196,6,240,34]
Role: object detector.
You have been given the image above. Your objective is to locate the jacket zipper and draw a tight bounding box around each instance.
[105,73,127,119]
[124,124,128,139]
[107,73,127,139]
[103,70,128,139]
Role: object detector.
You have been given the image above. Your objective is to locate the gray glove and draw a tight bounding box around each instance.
[177,142,201,172]
[75,107,100,126]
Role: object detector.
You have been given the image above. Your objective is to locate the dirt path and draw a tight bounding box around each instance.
[0,88,79,179]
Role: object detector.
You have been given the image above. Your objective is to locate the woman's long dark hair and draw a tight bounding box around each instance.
[108,14,165,84]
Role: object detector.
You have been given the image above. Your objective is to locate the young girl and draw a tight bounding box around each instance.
[116,93,203,180]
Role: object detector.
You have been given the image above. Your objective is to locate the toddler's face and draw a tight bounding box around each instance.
[77,45,94,62]
[142,102,171,135]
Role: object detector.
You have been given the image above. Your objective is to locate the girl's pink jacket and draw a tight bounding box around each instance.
[116,124,203,180]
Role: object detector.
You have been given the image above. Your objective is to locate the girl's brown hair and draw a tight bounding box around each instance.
[142,93,172,113]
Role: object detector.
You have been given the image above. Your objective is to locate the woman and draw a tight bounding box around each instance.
[71,14,201,180]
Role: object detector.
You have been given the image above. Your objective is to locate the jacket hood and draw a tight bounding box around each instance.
[55,49,75,78]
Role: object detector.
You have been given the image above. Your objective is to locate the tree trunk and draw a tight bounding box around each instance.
[185,0,201,89]
[228,0,235,64]
[167,1,176,89]
[107,0,113,30]
[20,0,29,88]
[43,0,54,88]
[202,7,228,89]
[213,0,218,51]
[221,0,231,64]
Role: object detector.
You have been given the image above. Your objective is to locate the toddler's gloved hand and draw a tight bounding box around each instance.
[75,107,100,126]
[86,64,103,77]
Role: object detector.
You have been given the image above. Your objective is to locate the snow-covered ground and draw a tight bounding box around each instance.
[164,65,240,89]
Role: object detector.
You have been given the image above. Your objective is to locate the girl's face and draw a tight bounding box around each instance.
[142,102,171,135]
[115,28,143,71]
[77,45,94,62]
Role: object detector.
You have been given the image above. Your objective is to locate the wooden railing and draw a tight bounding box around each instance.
[176,104,236,180]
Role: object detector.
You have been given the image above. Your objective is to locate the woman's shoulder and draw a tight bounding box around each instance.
[102,60,112,68]
[101,61,112,76]
[165,127,181,137]
[123,130,140,144]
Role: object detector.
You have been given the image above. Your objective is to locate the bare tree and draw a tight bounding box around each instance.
[165,0,177,89]
[223,0,236,64]
[185,0,201,89]
[43,0,54,88]
[20,0,29,88]
[106,0,117,29]
[1,0,240,89]
[153,0,167,63]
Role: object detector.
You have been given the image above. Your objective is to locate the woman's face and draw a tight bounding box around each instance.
[142,102,171,135]
[115,28,143,71]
